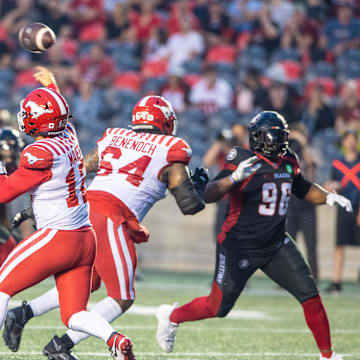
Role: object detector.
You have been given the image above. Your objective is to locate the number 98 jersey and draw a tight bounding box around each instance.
[88,128,191,222]
[215,147,312,256]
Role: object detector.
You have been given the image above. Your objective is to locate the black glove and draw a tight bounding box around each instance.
[0,225,11,244]
[191,166,209,195]
[12,207,35,228]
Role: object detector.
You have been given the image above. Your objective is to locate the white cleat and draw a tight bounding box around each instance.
[156,303,179,353]
[319,352,343,360]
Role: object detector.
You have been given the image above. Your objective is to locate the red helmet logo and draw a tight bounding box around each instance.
[132,95,178,136]
[17,87,69,136]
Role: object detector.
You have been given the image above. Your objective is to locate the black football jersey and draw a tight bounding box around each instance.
[213,147,312,256]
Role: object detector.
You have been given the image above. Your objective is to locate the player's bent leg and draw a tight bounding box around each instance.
[261,237,341,359]
[156,244,255,352]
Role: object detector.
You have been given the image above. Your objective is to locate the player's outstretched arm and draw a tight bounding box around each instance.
[33,66,60,92]
[84,148,99,173]
[204,156,261,203]
[304,183,353,212]
[162,163,207,215]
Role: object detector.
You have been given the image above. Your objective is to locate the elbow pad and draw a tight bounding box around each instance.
[170,179,205,215]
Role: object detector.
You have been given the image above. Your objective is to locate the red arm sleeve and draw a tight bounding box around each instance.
[0,146,53,203]
[166,139,192,165]
[47,82,60,93]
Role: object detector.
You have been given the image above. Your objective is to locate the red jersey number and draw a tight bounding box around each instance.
[97,146,151,187]
[66,160,87,208]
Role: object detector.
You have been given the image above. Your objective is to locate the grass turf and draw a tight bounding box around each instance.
[0,270,359,360]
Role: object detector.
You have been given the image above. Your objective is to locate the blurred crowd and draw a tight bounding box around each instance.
[0,0,359,285]
[0,0,358,168]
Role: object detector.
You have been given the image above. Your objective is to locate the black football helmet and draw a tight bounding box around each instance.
[0,127,25,173]
[248,111,289,160]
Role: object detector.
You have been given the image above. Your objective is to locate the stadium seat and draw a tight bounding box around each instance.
[114,54,140,72]
[142,59,168,78]
[279,61,302,81]
[184,74,202,87]
[113,72,142,92]
[305,77,337,98]
[306,61,334,80]
[206,45,237,64]
[271,48,300,63]
[182,58,203,74]
[13,70,38,90]
[142,77,166,94]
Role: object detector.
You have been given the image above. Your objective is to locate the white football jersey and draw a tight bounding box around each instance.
[89,128,191,221]
[19,123,90,230]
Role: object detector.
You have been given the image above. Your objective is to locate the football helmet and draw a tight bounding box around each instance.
[132,95,178,136]
[0,127,25,173]
[17,87,69,136]
[248,111,289,160]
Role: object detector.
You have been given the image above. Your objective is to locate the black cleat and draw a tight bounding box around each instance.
[43,335,79,360]
[2,301,32,352]
[324,282,342,295]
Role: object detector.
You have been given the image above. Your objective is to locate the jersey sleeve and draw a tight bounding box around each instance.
[213,147,252,181]
[289,150,312,199]
[19,145,53,170]
[166,138,192,165]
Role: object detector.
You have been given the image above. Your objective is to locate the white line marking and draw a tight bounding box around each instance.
[0,352,357,358]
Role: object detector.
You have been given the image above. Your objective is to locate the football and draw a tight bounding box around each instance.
[18,23,56,53]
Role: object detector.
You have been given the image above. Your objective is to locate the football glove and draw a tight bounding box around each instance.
[230,156,261,184]
[326,193,353,213]
[0,161,7,175]
[191,166,209,195]
[12,207,35,228]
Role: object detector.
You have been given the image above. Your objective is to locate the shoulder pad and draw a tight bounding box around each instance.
[283,148,301,175]
[20,145,53,170]
[223,147,253,170]
[167,138,192,165]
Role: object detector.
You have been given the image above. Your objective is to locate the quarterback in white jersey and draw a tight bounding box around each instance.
[7,89,209,359]
[0,67,135,360]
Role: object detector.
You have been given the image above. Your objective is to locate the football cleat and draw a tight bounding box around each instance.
[42,335,79,360]
[156,303,179,353]
[319,351,343,360]
[109,333,136,360]
[324,282,342,295]
[2,301,30,352]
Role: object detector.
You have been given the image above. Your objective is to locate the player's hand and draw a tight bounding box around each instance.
[191,166,209,194]
[12,207,35,228]
[34,66,57,87]
[326,193,353,212]
[230,156,261,184]
[0,161,7,175]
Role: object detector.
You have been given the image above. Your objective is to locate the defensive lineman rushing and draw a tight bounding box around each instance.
[0,67,136,359]
[156,111,352,360]
[3,68,208,359]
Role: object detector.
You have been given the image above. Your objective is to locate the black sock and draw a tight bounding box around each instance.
[22,302,34,322]
[60,334,75,349]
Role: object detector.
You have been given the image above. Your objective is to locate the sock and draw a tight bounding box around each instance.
[302,295,332,357]
[170,296,216,324]
[22,302,34,322]
[67,311,115,343]
[66,297,122,345]
[0,291,10,329]
[29,287,59,317]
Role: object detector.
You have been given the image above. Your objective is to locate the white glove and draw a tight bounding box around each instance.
[0,161,7,175]
[230,156,261,184]
[326,193,353,212]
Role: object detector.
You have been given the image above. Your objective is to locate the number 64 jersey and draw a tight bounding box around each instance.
[88,128,191,223]
[215,147,312,256]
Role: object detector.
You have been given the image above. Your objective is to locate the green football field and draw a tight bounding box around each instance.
[0,270,359,360]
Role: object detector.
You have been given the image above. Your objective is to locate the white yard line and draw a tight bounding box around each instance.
[0,352,358,358]
[24,324,360,335]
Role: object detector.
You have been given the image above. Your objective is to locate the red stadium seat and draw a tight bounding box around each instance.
[279,61,302,81]
[184,74,202,87]
[13,70,38,90]
[113,72,142,92]
[141,59,168,78]
[305,77,337,98]
[206,45,237,64]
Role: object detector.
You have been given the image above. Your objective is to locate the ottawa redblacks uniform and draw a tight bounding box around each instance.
[215,147,308,256]
[88,127,191,300]
[156,111,352,360]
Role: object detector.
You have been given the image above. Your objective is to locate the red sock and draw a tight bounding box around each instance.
[302,295,332,358]
[170,296,216,324]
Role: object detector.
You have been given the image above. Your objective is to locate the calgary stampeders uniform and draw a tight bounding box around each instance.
[0,99,95,326]
[87,127,191,300]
